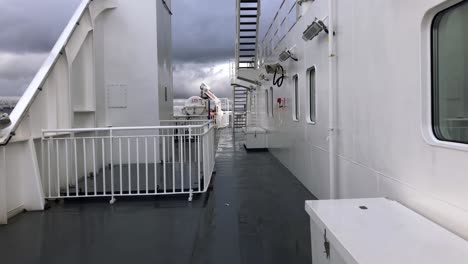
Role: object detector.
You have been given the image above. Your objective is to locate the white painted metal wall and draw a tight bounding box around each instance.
[0,0,174,223]
[257,0,468,240]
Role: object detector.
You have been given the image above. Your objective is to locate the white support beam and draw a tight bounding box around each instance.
[0,147,7,224]
[22,139,45,212]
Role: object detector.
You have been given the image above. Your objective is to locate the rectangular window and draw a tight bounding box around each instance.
[432,1,468,143]
[164,87,168,102]
[270,87,274,117]
[265,90,269,116]
[308,67,316,123]
[293,74,299,121]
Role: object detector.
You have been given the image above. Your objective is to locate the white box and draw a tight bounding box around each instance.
[305,198,468,264]
[244,127,267,150]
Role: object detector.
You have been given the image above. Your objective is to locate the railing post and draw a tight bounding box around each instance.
[109,130,116,204]
[188,127,193,202]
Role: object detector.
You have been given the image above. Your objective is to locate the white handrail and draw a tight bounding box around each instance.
[42,121,213,136]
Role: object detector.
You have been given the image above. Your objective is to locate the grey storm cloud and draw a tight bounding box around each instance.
[173,61,232,99]
[0,0,81,54]
[0,0,283,98]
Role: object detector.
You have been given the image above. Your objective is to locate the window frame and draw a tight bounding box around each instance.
[270,87,274,117]
[265,89,270,116]
[307,66,317,124]
[292,74,299,121]
[431,0,468,145]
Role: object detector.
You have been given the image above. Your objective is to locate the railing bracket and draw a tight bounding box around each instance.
[188,190,194,202]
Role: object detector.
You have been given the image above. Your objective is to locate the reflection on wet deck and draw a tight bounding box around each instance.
[0,129,316,264]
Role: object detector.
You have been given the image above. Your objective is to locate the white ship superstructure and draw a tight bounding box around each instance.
[1,0,468,263]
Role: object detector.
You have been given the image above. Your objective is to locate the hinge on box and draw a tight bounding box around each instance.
[324,229,330,259]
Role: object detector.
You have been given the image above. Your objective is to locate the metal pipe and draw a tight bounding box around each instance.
[145,137,149,194]
[42,121,213,135]
[66,139,70,197]
[56,140,60,197]
[92,139,96,196]
[101,138,106,195]
[136,138,140,194]
[74,139,78,197]
[83,139,87,196]
[127,138,131,194]
[119,138,123,195]
[153,136,157,193]
[328,0,337,199]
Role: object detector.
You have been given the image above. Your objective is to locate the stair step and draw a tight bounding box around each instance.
[240,29,257,32]
[239,55,255,57]
[240,22,257,25]
[240,15,258,18]
[240,42,256,45]
[240,7,258,10]
[240,48,256,51]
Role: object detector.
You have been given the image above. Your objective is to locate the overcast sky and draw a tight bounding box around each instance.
[0,0,282,99]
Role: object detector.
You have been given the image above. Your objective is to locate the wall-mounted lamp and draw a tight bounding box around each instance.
[279,49,298,62]
[264,63,283,75]
[0,113,11,128]
[297,0,313,5]
[302,18,329,41]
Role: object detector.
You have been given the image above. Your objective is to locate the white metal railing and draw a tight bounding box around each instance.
[41,121,216,202]
[261,0,300,59]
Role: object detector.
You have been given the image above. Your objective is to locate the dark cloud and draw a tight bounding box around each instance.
[171,0,283,63]
[171,0,283,98]
[0,0,284,98]
[171,0,235,63]
[173,61,232,99]
[0,0,81,54]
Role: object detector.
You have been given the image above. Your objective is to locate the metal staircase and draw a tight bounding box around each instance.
[232,0,260,130]
[233,86,248,128]
[236,0,260,70]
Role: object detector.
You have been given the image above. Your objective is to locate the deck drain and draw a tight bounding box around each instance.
[359,206,368,210]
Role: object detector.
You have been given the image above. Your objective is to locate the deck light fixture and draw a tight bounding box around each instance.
[0,113,11,128]
[265,63,282,74]
[302,18,329,41]
[279,49,298,62]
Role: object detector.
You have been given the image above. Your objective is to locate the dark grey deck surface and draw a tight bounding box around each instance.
[0,130,316,264]
[75,162,204,195]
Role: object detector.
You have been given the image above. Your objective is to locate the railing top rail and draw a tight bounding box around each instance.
[42,121,213,136]
[262,0,286,43]
[261,0,300,56]
[0,0,92,145]
[161,119,209,122]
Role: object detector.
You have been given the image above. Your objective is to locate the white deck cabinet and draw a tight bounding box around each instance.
[244,127,267,150]
[305,198,468,264]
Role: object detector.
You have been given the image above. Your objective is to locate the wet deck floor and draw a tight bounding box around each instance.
[0,130,316,264]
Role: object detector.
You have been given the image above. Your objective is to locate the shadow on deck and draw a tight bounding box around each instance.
[0,129,316,264]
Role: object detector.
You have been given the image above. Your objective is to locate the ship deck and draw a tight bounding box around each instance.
[0,129,316,264]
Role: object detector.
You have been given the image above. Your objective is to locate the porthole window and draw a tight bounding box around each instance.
[270,87,274,117]
[293,74,299,121]
[432,1,468,143]
[308,67,316,124]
